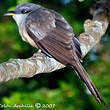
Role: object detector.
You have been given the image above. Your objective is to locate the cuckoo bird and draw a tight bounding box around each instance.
[4,3,105,104]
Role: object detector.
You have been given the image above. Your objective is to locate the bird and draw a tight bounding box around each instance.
[4,3,105,104]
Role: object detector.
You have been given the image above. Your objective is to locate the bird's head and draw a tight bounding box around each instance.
[4,3,40,26]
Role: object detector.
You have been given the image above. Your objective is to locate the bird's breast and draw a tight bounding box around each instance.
[21,26,38,48]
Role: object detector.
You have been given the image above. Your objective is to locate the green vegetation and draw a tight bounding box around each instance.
[0,0,110,110]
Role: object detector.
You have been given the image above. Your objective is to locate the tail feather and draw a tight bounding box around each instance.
[72,61,105,105]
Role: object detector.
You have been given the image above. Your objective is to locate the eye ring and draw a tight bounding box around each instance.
[21,10,30,14]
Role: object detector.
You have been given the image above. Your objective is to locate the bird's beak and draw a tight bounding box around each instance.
[3,11,16,16]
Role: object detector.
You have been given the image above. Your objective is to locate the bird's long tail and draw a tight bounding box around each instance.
[72,61,105,104]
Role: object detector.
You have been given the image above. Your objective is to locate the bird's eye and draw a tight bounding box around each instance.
[21,10,30,14]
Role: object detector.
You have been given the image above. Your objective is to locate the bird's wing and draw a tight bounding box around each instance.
[25,8,104,104]
[25,8,81,65]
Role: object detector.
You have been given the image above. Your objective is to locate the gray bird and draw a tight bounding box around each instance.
[4,3,105,104]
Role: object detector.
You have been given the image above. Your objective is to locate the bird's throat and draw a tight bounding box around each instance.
[13,14,27,27]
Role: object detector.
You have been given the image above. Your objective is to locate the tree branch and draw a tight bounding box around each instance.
[0,0,110,82]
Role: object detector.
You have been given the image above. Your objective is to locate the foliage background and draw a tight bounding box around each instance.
[0,0,110,110]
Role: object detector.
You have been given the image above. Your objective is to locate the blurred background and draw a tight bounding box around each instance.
[0,0,110,110]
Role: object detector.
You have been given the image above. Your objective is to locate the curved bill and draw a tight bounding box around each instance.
[3,11,16,16]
